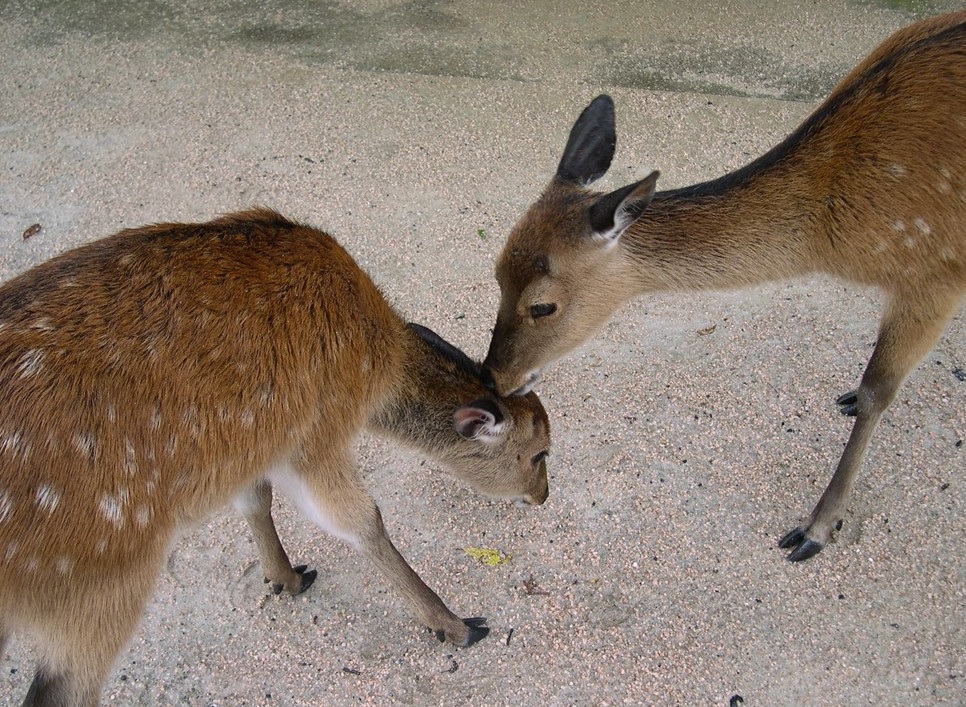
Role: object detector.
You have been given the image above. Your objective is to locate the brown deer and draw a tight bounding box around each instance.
[483,12,966,562]
[0,208,550,706]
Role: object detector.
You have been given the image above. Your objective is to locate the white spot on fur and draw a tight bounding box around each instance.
[240,409,255,428]
[124,438,138,475]
[25,556,38,572]
[0,490,12,523]
[165,435,178,457]
[95,539,108,555]
[74,432,96,460]
[143,336,161,361]
[1,429,31,462]
[4,541,19,561]
[940,248,955,262]
[182,405,201,438]
[913,217,931,236]
[99,494,124,528]
[106,403,117,424]
[36,484,60,514]
[889,163,906,177]
[135,506,152,528]
[150,406,162,431]
[30,318,56,333]
[890,220,906,233]
[16,349,44,379]
[55,556,73,575]
[904,237,916,249]
[1,430,22,456]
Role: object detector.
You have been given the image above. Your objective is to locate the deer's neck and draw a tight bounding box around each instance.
[623,165,824,294]
[368,329,477,459]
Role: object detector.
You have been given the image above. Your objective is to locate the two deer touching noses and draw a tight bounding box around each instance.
[1,10,964,706]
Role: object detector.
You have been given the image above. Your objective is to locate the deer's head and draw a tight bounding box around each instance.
[483,95,659,395]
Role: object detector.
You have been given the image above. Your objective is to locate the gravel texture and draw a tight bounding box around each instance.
[1,1,964,705]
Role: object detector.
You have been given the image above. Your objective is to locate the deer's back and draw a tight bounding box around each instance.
[789,12,966,285]
[666,12,966,289]
[0,209,402,583]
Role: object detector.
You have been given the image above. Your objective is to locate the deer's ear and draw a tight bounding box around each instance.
[454,399,506,441]
[556,95,616,186]
[587,170,660,244]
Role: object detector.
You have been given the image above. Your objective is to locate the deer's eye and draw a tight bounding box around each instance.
[531,450,548,465]
[529,303,556,319]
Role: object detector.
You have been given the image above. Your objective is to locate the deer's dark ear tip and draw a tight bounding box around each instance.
[590,94,615,121]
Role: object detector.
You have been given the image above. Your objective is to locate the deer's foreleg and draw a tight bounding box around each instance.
[780,288,963,560]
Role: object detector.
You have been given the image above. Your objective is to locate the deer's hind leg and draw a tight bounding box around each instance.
[780,288,964,560]
[22,666,98,707]
[235,479,317,596]
[21,546,168,707]
[271,443,488,647]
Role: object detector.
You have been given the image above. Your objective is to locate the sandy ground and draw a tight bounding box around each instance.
[1,1,965,705]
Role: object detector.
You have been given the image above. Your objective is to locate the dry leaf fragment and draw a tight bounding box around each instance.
[463,546,511,566]
[22,223,42,240]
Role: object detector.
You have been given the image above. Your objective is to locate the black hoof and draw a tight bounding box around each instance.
[787,538,824,562]
[835,390,858,417]
[778,527,805,549]
[462,617,490,647]
[778,527,825,561]
[270,565,317,595]
[297,567,318,594]
[434,617,489,646]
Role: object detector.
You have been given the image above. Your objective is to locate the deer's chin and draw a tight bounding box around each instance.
[508,370,541,397]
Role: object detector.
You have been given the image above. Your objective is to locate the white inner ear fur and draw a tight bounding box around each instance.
[591,199,639,247]
[455,407,506,442]
[470,412,506,442]
[475,419,506,443]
